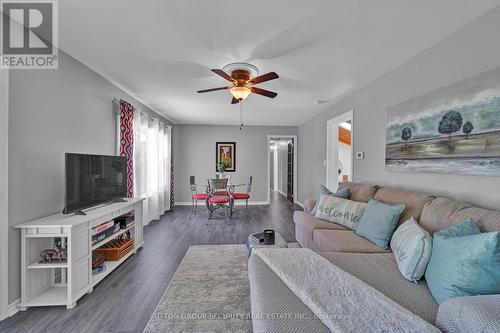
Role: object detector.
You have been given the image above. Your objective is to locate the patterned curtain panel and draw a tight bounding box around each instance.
[119,99,135,197]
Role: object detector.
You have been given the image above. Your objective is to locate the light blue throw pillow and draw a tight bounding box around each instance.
[425,219,500,304]
[355,198,405,249]
[311,185,349,214]
[390,218,433,281]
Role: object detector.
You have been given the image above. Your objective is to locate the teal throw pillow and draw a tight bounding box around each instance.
[425,219,500,304]
[355,198,405,249]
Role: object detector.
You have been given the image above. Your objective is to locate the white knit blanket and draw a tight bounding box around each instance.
[253,248,440,333]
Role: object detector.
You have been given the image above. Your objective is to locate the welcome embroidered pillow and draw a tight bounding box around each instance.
[315,195,367,230]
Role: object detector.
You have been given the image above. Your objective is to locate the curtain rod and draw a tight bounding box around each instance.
[113,98,171,128]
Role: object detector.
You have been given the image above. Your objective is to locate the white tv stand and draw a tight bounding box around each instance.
[14,198,144,310]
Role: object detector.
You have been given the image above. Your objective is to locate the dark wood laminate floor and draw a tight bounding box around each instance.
[0,192,300,333]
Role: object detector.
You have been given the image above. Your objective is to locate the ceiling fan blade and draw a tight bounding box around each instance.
[211,69,235,82]
[249,72,279,84]
[231,97,240,104]
[197,86,230,93]
[250,87,278,98]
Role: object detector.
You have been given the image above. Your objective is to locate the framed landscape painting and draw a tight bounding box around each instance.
[386,67,500,177]
[215,142,236,172]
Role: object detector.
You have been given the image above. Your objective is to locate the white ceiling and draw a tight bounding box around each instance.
[59,1,500,125]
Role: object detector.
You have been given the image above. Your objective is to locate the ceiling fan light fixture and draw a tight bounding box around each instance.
[230,86,251,100]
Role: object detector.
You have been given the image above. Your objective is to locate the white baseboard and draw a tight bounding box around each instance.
[294,200,304,208]
[8,299,19,317]
[277,190,287,197]
[175,201,269,206]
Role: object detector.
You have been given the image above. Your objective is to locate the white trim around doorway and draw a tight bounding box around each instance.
[326,110,354,191]
[267,134,298,206]
[0,68,9,321]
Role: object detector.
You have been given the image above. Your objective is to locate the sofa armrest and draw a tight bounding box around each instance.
[436,295,500,333]
[303,199,316,213]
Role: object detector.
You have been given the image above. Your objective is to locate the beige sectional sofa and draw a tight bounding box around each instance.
[249,182,500,332]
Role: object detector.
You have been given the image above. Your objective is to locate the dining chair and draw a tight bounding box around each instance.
[189,176,208,219]
[231,176,253,219]
[206,178,232,224]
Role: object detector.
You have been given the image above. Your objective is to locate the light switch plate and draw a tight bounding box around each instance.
[355,152,365,159]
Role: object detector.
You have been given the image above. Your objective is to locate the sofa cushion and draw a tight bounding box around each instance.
[293,211,348,249]
[319,252,438,324]
[248,254,330,333]
[311,185,350,214]
[374,187,433,226]
[339,182,380,202]
[315,195,367,230]
[355,198,405,249]
[436,294,500,333]
[425,219,500,304]
[449,206,500,233]
[313,229,391,253]
[419,197,468,235]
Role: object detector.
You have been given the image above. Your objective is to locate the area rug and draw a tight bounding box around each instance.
[144,245,252,333]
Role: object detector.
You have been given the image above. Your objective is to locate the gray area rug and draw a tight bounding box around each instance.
[145,245,252,333]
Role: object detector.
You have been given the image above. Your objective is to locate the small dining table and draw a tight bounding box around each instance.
[194,182,246,189]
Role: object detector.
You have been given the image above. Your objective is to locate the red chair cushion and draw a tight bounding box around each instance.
[233,193,250,200]
[209,196,230,204]
[192,193,209,200]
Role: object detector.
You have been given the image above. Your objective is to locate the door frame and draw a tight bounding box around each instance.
[0,68,9,321]
[326,110,353,191]
[272,147,278,191]
[267,134,298,205]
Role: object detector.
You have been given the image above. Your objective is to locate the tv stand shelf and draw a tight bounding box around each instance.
[92,223,135,250]
[14,198,144,310]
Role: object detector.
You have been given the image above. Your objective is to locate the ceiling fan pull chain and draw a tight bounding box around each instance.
[239,100,244,130]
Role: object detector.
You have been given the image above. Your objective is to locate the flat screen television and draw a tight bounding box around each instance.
[63,153,127,214]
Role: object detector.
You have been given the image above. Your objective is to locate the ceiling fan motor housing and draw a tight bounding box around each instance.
[223,62,259,84]
[231,70,251,86]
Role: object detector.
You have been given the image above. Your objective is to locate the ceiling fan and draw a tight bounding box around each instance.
[197,62,279,104]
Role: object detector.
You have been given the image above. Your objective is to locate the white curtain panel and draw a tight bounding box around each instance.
[132,111,172,225]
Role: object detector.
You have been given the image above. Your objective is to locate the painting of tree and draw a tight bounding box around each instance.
[401,127,412,147]
[463,121,474,139]
[438,111,463,143]
[385,66,500,177]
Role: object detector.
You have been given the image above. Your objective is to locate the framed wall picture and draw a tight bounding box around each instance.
[386,66,500,176]
[215,142,236,172]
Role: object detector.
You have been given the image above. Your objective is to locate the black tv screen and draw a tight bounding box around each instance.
[64,153,127,214]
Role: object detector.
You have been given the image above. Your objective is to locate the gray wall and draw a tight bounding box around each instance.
[173,125,297,203]
[298,7,500,209]
[8,50,172,303]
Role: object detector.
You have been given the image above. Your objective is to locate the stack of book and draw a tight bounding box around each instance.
[91,220,119,246]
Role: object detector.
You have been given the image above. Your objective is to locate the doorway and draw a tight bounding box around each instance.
[267,135,297,205]
[326,110,353,191]
[0,68,8,320]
